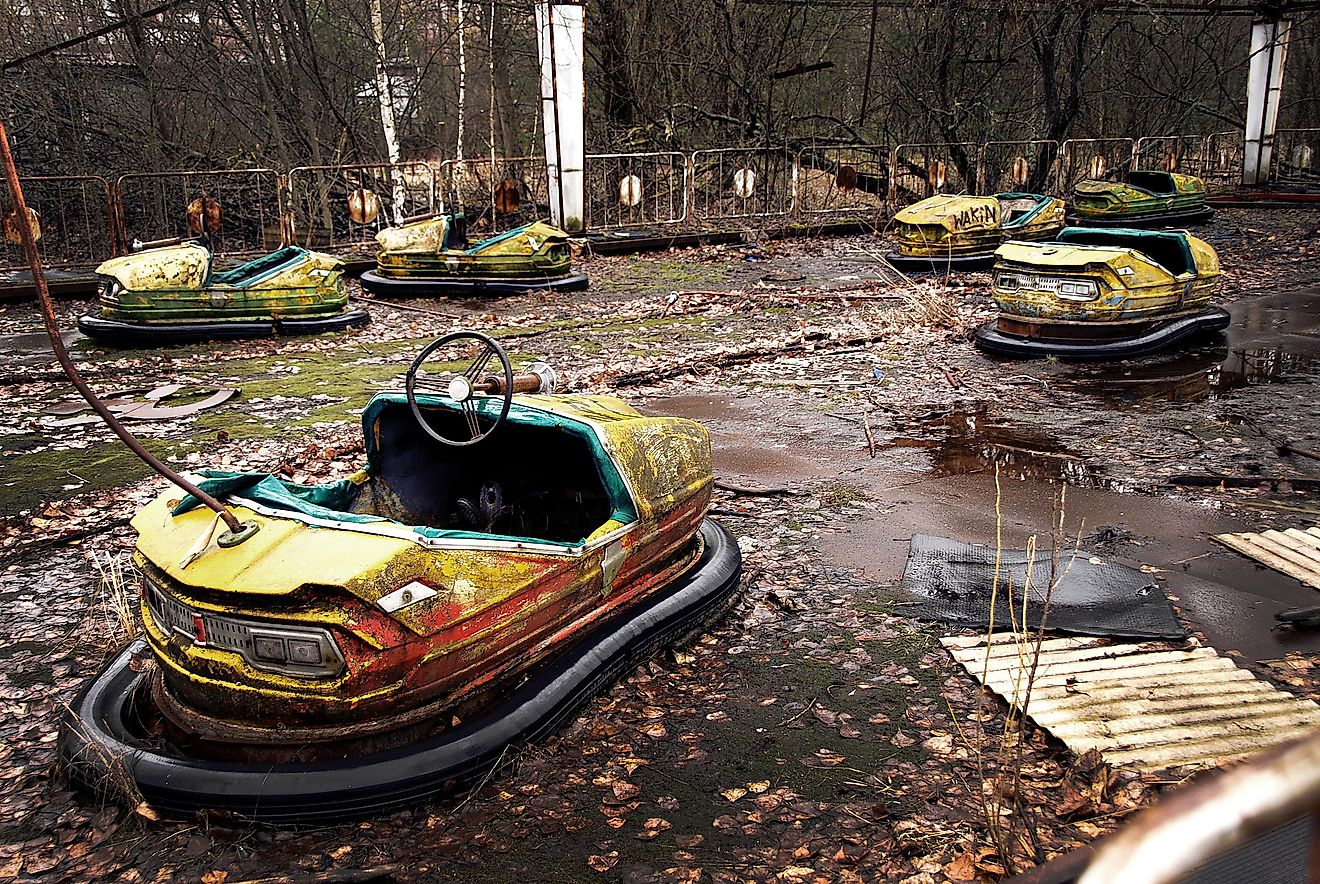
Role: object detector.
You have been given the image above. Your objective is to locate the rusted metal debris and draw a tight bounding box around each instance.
[1077,731,1320,884]
[1215,527,1320,590]
[45,384,239,425]
[943,633,1320,772]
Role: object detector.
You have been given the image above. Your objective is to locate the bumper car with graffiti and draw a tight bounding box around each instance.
[974,227,1230,360]
[886,192,1066,271]
[1069,170,1215,227]
[359,213,589,297]
[77,239,368,346]
[59,332,740,822]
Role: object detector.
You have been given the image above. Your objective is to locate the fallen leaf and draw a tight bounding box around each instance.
[611,781,641,802]
[587,852,619,873]
[942,851,977,881]
[814,748,846,765]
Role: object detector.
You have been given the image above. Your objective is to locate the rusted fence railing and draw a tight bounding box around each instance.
[891,142,979,206]
[978,140,1060,196]
[1,175,116,272]
[583,151,687,230]
[115,169,281,256]
[1203,131,1245,190]
[1134,134,1210,177]
[439,156,548,237]
[1057,137,1136,193]
[1272,129,1320,187]
[794,144,890,219]
[688,147,796,225]
[285,162,437,252]
[10,126,1319,277]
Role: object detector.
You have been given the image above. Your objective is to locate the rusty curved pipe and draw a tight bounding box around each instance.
[0,117,254,544]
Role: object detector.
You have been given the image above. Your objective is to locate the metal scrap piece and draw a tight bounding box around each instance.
[1215,528,1320,590]
[43,385,238,424]
[943,633,1320,772]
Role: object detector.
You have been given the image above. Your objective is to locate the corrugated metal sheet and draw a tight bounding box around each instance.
[1214,527,1320,590]
[942,634,1320,772]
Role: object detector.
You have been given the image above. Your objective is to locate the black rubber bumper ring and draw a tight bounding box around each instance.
[973,306,1231,360]
[358,270,589,298]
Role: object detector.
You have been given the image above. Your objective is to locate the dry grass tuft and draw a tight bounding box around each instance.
[89,549,142,651]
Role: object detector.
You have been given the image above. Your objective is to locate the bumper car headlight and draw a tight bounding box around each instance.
[1056,280,1099,301]
[996,274,1019,292]
[146,581,345,679]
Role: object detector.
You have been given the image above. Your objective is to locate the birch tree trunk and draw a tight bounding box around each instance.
[369,0,406,224]
[455,0,467,212]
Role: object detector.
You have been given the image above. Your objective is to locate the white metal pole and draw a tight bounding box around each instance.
[535,1,585,233]
[1243,17,1291,186]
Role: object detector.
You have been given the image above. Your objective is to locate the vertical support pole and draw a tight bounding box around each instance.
[1244,17,1291,186]
[535,0,585,233]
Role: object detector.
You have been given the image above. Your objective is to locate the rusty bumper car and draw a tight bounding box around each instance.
[77,239,368,347]
[359,213,588,297]
[887,192,1066,272]
[1069,170,1215,228]
[59,333,739,822]
[974,227,1230,360]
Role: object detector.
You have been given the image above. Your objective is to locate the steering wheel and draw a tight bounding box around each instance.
[406,331,514,447]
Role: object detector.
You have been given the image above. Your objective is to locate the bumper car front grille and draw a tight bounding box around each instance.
[144,580,344,679]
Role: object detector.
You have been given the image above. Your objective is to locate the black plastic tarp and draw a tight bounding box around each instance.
[900,534,1185,640]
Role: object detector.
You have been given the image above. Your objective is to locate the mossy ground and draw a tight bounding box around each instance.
[2,305,739,515]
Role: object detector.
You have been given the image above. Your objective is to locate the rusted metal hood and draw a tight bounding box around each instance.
[895,193,1002,232]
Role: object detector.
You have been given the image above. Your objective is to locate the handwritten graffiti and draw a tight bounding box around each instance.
[948,204,999,230]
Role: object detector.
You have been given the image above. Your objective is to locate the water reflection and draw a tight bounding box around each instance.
[1065,343,1318,405]
[1065,287,1320,405]
[890,405,1118,488]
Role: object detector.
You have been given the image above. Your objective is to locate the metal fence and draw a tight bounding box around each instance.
[1057,138,1136,193]
[1,175,116,272]
[286,162,437,252]
[439,156,548,236]
[1272,129,1320,186]
[116,169,282,256]
[794,144,890,218]
[583,151,687,230]
[891,143,979,205]
[688,147,796,225]
[9,127,1319,275]
[1203,131,1246,189]
[1134,134,1210,176]
[978,140,1059,196]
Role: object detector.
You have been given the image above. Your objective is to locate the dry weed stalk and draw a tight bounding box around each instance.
[961,467,1085,875]
[58,698,148,813]
[89,549,142,650]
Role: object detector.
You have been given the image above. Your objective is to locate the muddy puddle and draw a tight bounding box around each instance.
[0,328,84,366]
[642,393,857,486]
[1063,287,1320,405]
[647,395,1132,491]
[884,404,1130,490]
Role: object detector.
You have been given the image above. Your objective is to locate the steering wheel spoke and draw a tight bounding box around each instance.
[405,331,514,447]
[461,399,482,440]
[463,347,495,383]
